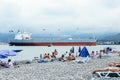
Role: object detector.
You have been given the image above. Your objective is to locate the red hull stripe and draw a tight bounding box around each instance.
[10,42,96,46]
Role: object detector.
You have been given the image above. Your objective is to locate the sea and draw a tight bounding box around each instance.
[0,44,120,61]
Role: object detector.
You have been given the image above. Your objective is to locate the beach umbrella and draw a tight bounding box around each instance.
[78,46,81,53]
[71,46,74,53]
[0,55,7,58]
[0,50,18,56]
[12,49,23,53]
[79,46,90,57]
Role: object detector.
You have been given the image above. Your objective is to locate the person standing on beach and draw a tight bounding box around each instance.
[54,49,58,55]
[90,51,94,59]
[99,50,102,59]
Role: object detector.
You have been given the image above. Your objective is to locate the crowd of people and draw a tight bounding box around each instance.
[89,47,115,59]
[38,49,76,63]
[37,46,120,63]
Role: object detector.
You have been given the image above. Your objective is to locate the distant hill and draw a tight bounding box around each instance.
[102,33,120,42]
[0,33,14,42]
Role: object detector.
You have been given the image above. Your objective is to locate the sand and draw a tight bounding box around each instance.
[0,54,120,80]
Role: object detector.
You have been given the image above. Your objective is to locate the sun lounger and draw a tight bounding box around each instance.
[74,57,90,63]
[72,60,84,63]
[92,67,120,78]
[38,58,59,63]
[37,58,51,63]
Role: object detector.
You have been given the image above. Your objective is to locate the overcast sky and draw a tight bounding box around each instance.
[0,0,120,34]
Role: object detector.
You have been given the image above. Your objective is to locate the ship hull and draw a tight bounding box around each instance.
[9,42,96,46]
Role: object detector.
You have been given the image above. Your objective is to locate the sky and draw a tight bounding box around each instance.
[0,0,120,35]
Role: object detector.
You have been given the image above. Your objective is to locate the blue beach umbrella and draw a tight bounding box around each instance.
[71,46,74,53]
[0,50,18,56]
[12,49,23,53]
[78,46,81,53]
[0,55,7,59]
[79,46,90,57]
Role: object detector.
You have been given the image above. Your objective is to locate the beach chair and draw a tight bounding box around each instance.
[37,58,50,63]
[82,56,90,62]
[72,60,84,63]
[92,67,120,78]
[92,71,120,78]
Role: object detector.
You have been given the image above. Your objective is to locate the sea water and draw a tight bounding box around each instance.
[0,44,120,61]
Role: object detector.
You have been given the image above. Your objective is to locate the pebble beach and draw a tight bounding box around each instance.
[0,54,120,80]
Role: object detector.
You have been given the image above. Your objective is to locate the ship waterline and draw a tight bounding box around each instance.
[9,41,96,46]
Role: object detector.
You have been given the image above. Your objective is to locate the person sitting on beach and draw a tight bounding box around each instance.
[92,67,120,74]
[96,50,102,59]
[106,47,111,54]
[99,50,103,58]
[67,53,75,61]
[103,50,106,54]
[47,53,50,59]
[95,51,99,58]
[39,54,44,60]
[54,49,58,55]
[51,52,56,59]
[38,53,51,63]
[59,54,66,62]
[69,48,72,53]
[43,53,50,59]
[118,51,120,56]
[0,60,6,67]
[43,53,47,59]
[6,59,14,68]
[50,52,56,61]
[45,53,51,61]
[40,54,42,59]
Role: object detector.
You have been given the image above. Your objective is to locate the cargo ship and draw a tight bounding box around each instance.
[9,32,97,46]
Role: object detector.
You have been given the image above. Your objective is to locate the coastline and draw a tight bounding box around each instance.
[0,54,120,80]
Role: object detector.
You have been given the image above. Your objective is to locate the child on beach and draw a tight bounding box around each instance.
[6,59,14,68]
[90,51,94,59]
[0,60,6,67]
